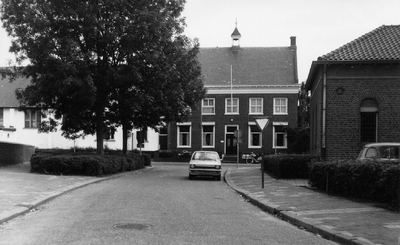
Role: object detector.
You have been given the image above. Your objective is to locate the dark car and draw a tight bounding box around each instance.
[357,142,400,161]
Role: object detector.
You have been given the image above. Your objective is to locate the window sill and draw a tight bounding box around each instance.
[178,146,191,148]
[202,113,215,116]
[248,146,262,149]
[0,127,16,132]
[224,113,240,116]
[273,113,288,116]
[249,113,264,116]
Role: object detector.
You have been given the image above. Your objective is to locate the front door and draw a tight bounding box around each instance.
[225,126,238,155]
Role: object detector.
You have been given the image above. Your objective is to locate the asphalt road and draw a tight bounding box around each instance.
[0,163,336,245]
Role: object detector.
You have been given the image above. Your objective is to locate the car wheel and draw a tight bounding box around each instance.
[216,175,221,181]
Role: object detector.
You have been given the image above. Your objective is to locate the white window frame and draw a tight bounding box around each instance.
[273,122,288,149]
[177,123,191,148]
[249,98,263,115]
[202,122,215,148]
[248,122,262,148]
[273,98,288,115]
[25,109,41,128]
[225,98,239,115]
[202,98,215,115]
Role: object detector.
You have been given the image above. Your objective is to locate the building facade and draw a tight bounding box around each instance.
[166,27,300,159]
[305,25,400,160]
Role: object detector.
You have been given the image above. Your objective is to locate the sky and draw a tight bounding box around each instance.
[181,0,400,82]
[0,0,399,83]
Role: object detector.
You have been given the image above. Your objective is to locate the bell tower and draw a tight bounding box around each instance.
[231,20,241,48]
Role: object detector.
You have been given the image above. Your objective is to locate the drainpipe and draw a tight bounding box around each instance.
[322,64,327,160]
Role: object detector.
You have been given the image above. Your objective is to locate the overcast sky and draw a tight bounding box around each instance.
[0,0,399,83]
[182,0,400,82]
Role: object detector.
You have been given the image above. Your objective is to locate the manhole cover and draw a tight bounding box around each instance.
[113,223,151,230]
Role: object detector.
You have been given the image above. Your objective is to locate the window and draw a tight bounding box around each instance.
[178,125,191,147]
[104,127,116,141]
[136,128,148,147]
[273,125,287,148]
[225,98,239,114]
[360,99,378,143]
[249,98,263,115]
[202,98,215,115]
[202,125,215,147]
[274,98,288,115]
[249,124,261,148]
[0,108,3,127]
[25,110,41,128]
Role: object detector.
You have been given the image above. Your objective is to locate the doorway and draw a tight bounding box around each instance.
[225,125,238,155]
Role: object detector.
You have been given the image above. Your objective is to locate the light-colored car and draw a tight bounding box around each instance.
[357,142,400,161]
[189,151,222,180]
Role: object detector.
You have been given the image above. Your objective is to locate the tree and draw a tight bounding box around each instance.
[287,82,310,154]
[1,0,205,154]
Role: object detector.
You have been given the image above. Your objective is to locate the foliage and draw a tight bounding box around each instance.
[286,127,310,154]
[309,160,400,210]
[264,154,316,179]
[298,82,310,128]
[30,152,149,176]
[1,0,206,154]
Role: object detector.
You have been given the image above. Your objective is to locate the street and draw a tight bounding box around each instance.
[0,163,335,245]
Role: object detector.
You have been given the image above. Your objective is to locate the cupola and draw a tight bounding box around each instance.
[231,22,241,48]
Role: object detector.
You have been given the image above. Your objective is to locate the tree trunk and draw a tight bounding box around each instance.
[96,111,104,155]
[122,123,128,155]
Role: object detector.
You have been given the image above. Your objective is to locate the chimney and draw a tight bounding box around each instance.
[290,36,296,47]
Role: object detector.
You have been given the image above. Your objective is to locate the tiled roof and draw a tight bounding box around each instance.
[199,46,297,86]
[319,25,400,61]
[0,76,30,108]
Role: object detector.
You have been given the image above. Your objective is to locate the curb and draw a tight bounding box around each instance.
[223,168,376,245]
[0,166,154,226]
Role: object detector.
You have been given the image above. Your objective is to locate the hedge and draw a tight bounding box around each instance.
[30,152,151,176]
[264,154,317,179]
[309,160,400,210]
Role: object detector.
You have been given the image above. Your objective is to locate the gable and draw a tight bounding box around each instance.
[199,47,298,86]
[0,76,30,108]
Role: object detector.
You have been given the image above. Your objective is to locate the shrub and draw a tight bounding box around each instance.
[309,160,400,210]
[30,152,147,176]
[264,154,317,179]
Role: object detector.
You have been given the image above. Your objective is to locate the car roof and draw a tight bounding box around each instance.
[364,142,400,147]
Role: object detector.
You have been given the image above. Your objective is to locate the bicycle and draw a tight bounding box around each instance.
[246,152,261,164]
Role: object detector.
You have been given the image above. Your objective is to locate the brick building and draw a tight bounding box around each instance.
[305,25,400,160]
[165,26,300,160]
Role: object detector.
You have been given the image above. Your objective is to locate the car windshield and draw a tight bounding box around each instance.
[192,152,219,161]
[378,146,399,159]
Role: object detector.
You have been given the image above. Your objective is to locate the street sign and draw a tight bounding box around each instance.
[234,129,242,139]
[255,118,270,132]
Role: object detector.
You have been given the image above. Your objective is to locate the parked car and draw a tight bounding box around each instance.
[189,151,222,180]
[357,142,400,161]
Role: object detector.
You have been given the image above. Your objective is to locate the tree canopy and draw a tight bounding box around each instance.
[1,0,206,154]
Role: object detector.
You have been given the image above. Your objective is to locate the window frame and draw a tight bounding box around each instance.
[249,98,263,115]
[273,122,288,149]
[24,109,41,129]
[202,123,215,148]
[177,123,191,148]
[273,98,288,115]
[225,98,239,115]
[202,98,215,115]
[248,123,262,148]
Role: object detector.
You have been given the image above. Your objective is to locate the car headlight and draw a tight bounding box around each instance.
[215,165,221,169]
[190,164,195,169]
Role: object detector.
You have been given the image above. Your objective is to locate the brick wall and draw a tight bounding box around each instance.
[310,63,400,160]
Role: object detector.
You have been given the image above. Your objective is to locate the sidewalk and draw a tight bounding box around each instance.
[0,162,139,225]
[225,167,400,245]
